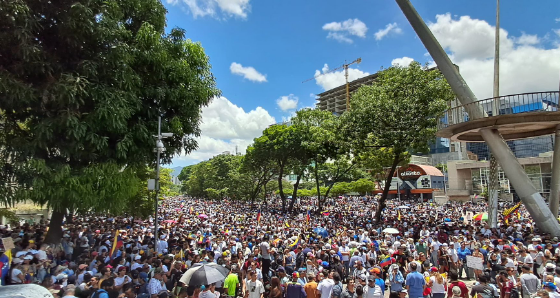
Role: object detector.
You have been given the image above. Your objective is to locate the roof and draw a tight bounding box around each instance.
[415,164,444,177]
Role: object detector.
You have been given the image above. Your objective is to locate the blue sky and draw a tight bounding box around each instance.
[166,0,560,167]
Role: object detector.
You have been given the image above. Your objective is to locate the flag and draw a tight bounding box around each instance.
[178,249,185,260]
[289,237,300,247]
[198,235,203,243]
[398,210,401,221]
[284,221,290,228]
[321,211,330,216]
[306,210,310,224]
[380,257,394,268]
[256,209,261,224]
[516,210,521,219]
[110,230,123,260]
[503,202,522,217]
[190,207,194,214]
[505,217,509,225]
[176,213,184,226]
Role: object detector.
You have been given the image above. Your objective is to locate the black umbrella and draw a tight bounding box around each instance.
[179,263,228,286]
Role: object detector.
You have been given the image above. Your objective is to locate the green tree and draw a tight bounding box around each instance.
[342,62,453,222]
[291,109,342,212]
[0,0,220,242]
[242,141,278,207]
[178,165,196,192]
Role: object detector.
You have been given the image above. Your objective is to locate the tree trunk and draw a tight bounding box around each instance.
[44,209,65,244]
[374,153,402,223]
[325,183,335,199]
[278,164,286,212]
[288,175,302,213]
[314,158,322,214]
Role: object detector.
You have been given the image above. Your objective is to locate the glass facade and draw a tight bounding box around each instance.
[471,164,552,199]
[467,135,555,161]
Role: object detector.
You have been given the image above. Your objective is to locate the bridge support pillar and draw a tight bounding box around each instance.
[549,126,560,216]
[395,0,560,236]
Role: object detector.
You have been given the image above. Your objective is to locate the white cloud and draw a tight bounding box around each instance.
[555,17,560,23]
[374,23,402,40]
[427,13,560,100]
[327,32,354,44]
[322,18,368,43]
[314,64,370,91]
[169,0,250,19]
[230,62,267,83]
[516,33,540,45]
[391,57,414,67]
[173,96,275,164]
[276,94,299,111]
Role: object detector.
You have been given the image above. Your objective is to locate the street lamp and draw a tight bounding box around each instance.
[153,116,173,243]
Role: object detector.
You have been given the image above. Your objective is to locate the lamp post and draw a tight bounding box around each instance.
[153,116,173,243]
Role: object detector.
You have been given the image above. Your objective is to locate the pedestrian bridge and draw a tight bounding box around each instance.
[436,91,560,142]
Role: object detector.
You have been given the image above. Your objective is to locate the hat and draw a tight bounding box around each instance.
[546,263,557,270]
[367,275,375,281]
[56,274,68,280]
[12,258,22,265]
[452,286,462,295]
[277,266,285,273]
[292,272,299,278]
[430,267,438,272]
[24,255,33,260]
[370,268,381,275]
[401,289,408,294]
[118,266,127,272]
[544,282,557,290]
[135,255,142,260]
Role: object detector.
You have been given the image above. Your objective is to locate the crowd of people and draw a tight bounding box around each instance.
[0,196,558,298]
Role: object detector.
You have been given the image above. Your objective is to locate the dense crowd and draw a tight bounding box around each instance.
[0,196,557,298]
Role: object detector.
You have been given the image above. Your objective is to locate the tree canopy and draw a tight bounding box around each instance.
[0,0,220,242]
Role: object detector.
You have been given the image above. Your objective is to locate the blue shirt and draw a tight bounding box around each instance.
[457,247,472,261]
[405,271,425,298]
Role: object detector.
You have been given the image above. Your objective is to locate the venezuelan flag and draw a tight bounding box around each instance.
[321,211,330,216]
[306,210,310,224]
[289,237,300,247]
[379,257,394,268]
[284,221,290,228]
[110,230,123,260]
[190,206,194,214]
[256,209,261,223]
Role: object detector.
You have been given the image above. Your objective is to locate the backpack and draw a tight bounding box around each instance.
[91,289,108,298]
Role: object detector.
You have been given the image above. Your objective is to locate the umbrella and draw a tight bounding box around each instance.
[473,213,488,221]
[198,214,209,219]
[313,227,329,238]
[396,206,410,209]
[382,228,400,234]
[179,263,228,286]
[163,220,177,223]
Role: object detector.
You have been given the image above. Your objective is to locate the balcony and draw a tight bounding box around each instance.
[436,91,560,142]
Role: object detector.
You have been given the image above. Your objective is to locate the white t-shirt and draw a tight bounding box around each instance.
[11,268,23,284]
[430,276,446,294]
[339,246,350,261]
[245,279,264,298]
[37,250,48,261]
[259,242,271,259]
[317,278,335,298]
[115,275,131,286]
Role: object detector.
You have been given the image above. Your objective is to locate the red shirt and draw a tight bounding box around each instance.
[447,281,468,298]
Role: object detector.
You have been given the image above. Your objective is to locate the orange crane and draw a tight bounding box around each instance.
[303,58,362,110]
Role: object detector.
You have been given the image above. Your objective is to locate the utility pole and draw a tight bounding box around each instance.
[488,0,500,229]
[153,116,173,243]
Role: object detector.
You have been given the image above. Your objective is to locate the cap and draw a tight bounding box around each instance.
[544,282,557,290]
[322,261,329,267]
[277,266,285,273]
[135,255,142,260]
[370,268,381,275]
[118,266,127,272]
[24,255,33,260]
[292,272,299,278]
[430,267,439,272]
[367,275,375,281]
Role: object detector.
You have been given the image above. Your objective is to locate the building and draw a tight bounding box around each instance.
[375,164,445,201]
[446,152,553,201]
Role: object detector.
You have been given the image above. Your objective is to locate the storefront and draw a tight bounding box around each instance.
[376,164,445,201]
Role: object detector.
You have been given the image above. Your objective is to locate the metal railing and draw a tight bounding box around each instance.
[438,91,559,129]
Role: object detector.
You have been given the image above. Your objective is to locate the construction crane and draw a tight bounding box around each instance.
[303,58,362,111]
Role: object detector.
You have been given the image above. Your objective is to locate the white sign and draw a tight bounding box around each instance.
[2,238,14,251]
[417,175,431,189]
[401,170,421,177]
[466,255,484,270]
